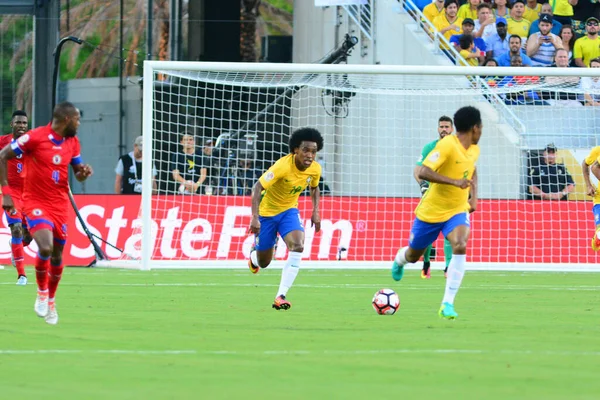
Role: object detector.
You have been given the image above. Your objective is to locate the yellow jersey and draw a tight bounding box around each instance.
[551,0,573,16]
[574,36,600,66]
[584,146,600,204]
[433,14,464,42]
[459,49,478,66]
[258,154,321,217]
[423,2,445,24]
[457,4,478,20]
[523,4,541,23]
[507,17,531,39]
[416,135,480,223]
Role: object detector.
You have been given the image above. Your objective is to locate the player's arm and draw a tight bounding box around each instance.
[310,185,321,233]
[0,143,17,212]
[468,168,478,213]
[581,154,596,197]
[417,166,471,189]
[249,180,264,234]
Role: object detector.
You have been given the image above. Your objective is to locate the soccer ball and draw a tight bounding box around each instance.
[372,289,400,315]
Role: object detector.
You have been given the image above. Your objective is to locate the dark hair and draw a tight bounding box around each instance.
[288,127,324,153]
[444,0,459,8]
[459,34,474,50]
[439,115,452,124]
[12,110,27,119]
[509,34,522,43]
[453,106,481,133]
[512,0,525,5]
[477,3,492,11]
[484,58,498,66]
[559,25,576,51]
[52,101,78,121]
[590,57,600,65]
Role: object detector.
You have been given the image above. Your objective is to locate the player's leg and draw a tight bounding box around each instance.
[6,214,26,284]
[421,245,432,279]
[392,218,442,281]
[45,239,65,325]
[591,205,600,251]
[443,238,453,277]
[273,209,306,310]
[439,213,471,319]
[29,225,54,318]
[248,214,279,273]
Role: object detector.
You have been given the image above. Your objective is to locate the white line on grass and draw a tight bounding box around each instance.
[2,349,600,356]
[0,282,599,290]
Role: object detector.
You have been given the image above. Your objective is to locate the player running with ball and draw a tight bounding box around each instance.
[0,102,93,325]
[0,110,33,285]
[248,127,323,310]
[392,106,481,320]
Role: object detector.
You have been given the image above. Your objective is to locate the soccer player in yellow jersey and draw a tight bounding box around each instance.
[391,106,482,320]
[248,127,323,310]
[581,146,600,250]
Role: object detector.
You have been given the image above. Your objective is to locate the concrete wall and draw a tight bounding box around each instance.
[62,77,142,194]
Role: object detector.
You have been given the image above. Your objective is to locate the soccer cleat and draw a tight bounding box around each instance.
[439,302,458,320]
[272,295,291,310]
[248,258,259,274]
[421,261,431,279]
[16,275,27,286]
[391,258,405,282]
[34,291,49,318]
[591,230,600,251]
[45,302,58,325]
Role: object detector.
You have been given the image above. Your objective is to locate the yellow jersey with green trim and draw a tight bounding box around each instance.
[584,146,600,204]
[258,154,321,217]
[416,135,480,223]
[574,36,600,66]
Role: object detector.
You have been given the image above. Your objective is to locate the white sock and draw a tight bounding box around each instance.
[394,247,408,265]
[442,254,466,305]
[277,251,302,297]
[250,250,259,267]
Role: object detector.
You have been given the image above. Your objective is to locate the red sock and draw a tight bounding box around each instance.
[48,263,64,299]
[35,253,50,291]
[11,239,25,276]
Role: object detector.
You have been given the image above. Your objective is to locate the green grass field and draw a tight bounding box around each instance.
[1,267,599,399]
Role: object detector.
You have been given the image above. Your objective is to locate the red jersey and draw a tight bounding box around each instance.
[0,133,25,196]
[11,124,82,216]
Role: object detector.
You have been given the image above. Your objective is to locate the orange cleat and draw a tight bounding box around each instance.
[421,261,431,279]
[272,295,291,310]
[248,259,259,274]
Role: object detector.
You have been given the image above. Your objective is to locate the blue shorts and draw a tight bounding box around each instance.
[255,208,304,251]
[409,213,470,250]
[593,204,600,227]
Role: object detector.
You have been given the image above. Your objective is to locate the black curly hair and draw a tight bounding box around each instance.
[288,127,324,154]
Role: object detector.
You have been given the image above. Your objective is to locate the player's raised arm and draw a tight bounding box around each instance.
[310,185,321,232]
[0,143,18,213]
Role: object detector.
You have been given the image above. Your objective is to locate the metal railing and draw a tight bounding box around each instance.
[398,0,527,142]
[342,0,374,40]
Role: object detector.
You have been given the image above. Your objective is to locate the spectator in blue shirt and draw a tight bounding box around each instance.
[496,34,533,66]
[486,17,510,59]
[529,3,563,36]
[450,18,488,51]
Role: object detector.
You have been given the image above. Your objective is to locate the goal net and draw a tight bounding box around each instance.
[97,62,600,271]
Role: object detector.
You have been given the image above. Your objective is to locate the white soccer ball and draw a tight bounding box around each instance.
[372,288,400,315]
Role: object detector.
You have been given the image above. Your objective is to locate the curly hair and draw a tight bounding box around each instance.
[288,127,324,153]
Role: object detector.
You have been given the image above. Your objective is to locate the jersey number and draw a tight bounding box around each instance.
[52,170,59,184]
[290,185,303,195]
[16,163,22,174]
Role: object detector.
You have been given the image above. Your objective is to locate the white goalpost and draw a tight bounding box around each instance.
[97,61,600,271]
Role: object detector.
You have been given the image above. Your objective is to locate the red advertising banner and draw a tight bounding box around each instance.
[0,195,595,265]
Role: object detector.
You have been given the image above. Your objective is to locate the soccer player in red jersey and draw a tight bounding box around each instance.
[0,110,32,285]
[0,102,93,325]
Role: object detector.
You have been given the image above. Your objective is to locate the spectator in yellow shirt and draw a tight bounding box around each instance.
[433,0,464,44]
[507,0,531,43]
[423,0,446,25]
[457,0,480,20]
[459,34,483,66]
[574,17,600,67]
[550,0,573,26]
[523,0,542,22]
